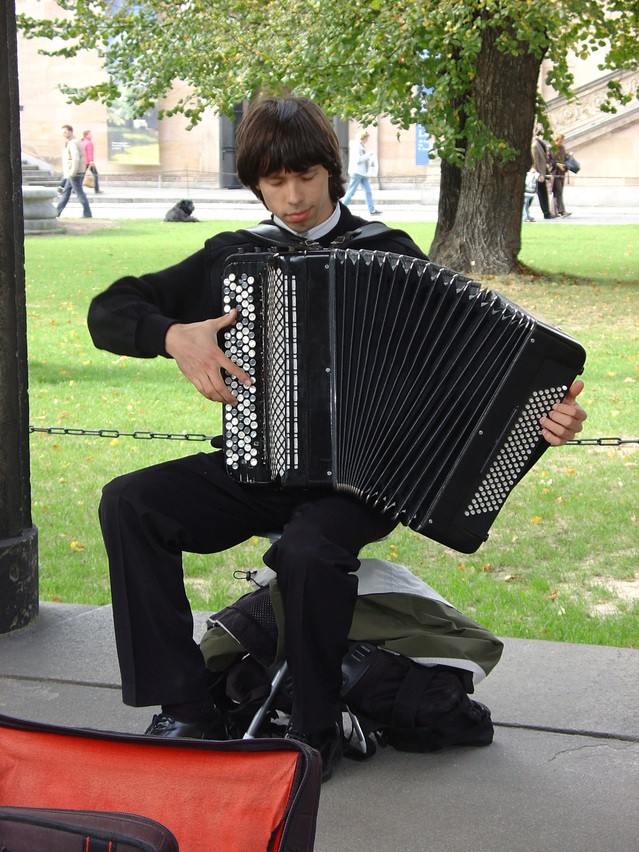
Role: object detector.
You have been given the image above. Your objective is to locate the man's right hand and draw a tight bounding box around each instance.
[164,309,251,405]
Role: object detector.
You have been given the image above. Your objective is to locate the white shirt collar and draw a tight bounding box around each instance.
[272,204,341,241]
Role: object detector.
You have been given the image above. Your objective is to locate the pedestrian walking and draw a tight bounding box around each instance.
[57,124,92,219]
[531,129,555,219]
[81,130,102,194]
[343,130,381,215]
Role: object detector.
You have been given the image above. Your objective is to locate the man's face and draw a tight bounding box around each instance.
[256,165,334,233]
[62,127,73,140]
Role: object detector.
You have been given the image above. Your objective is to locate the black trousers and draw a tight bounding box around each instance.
[551,174,565,214]
[536,179,551,216]
[99,451,396,732]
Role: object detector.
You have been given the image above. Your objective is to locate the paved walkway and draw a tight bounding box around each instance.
[54,182,639,224]
[1,602,638,851]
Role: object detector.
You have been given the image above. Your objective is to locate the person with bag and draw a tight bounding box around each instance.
[87,97,587,784]
[56,124,92,219]
[531,128,555,219]
[81,130,102,194]
[550,133,572,217]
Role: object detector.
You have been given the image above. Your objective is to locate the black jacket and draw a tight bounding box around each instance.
[87,204,427,359]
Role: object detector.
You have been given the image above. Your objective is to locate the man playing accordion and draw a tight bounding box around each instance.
[88,97,586,782]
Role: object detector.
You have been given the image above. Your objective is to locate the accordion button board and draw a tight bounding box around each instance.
[222,248,586,553]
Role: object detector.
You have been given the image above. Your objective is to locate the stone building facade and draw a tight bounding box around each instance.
[16,0,639,189]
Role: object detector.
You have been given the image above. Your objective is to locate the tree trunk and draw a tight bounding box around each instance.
[430,26,543,275]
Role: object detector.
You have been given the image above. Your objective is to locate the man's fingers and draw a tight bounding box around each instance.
[538,379,588,446]
[218,351,252,388]
[213,310,253,389]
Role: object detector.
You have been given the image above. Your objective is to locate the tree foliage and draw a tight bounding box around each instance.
[17,0,639,271]
[18,1,639,147]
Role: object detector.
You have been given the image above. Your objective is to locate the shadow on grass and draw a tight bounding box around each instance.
[485,264,630,288]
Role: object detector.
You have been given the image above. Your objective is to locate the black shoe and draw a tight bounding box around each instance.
[143,712,227,740]
[370,209,382,215]
[544,213,557,219]
[286,722,343,783]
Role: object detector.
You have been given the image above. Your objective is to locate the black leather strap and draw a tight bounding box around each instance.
[238,221,419,253]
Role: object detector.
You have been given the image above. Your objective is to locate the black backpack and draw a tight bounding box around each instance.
[203,584,494,759]
[339,641,494,757]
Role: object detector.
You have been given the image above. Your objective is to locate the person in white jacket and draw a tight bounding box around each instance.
[342,130,381,214]
[56,124,92,218]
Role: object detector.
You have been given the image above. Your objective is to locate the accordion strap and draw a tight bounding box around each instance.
[330,222,416,250]
[238,221,421,254]
[238,222,309,249]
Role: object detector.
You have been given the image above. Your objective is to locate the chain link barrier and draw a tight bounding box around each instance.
[28,425,639,447]
[29,426,217,442]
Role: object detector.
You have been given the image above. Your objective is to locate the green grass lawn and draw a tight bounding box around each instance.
[24,219,639,647]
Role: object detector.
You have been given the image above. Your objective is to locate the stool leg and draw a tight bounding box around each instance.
[243,661,289,739]
[346,708,370,755]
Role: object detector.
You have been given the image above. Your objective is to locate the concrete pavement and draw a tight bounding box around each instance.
[53,181,639,224]
[1,602,638,851]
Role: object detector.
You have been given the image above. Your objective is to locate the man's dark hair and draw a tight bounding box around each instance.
[62,124,73,132]
[236,97,345,204]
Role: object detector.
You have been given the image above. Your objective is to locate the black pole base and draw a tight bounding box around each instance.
[0,526,39,634]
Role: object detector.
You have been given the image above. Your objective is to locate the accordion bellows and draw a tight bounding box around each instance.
[222,249,585,553]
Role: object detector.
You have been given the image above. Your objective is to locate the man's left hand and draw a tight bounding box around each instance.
[540,380,587,446]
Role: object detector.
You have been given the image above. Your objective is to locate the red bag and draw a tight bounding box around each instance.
[0,806,178,851]
[0,714,321,851]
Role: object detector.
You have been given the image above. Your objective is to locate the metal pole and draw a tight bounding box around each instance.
[0,0,39,633]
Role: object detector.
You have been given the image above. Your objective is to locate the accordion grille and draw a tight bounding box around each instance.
[264,264,299,478]
[464,386,568,517]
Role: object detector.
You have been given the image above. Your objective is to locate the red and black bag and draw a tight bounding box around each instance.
[0,713,321,852]
[0,806,178,851]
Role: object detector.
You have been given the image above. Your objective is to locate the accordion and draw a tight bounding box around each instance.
[221,248,585,553]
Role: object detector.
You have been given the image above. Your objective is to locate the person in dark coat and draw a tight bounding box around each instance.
[531,128,555,219]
